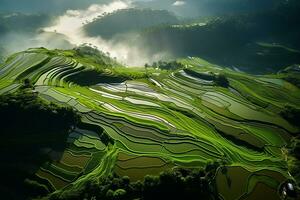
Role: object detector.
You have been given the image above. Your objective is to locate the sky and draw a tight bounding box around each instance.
[0,0,194,17]
[0,0,111,14]
[0,0,280,18]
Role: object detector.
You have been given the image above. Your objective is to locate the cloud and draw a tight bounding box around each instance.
[44,1,130,36]
[0,32,74,57]
[43,1,137,64]
[41,0,170,66]
[0,0,173,65]
[173,1,186,6]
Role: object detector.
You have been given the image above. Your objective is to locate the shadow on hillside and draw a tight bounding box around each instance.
[65,70,127,86]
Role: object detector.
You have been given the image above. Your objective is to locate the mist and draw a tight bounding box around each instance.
[0,32,74,56]
[0,0,173,66]
[0,0,111,14]
[0,0,286,68]
[41,0,170,66]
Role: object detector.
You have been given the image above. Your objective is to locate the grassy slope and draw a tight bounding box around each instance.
[0,48,299,199]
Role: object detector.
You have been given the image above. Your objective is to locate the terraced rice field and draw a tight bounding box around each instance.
[215,166,287,200]
[1,49,299,199]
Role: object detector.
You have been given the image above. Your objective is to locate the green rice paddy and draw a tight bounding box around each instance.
[1,48,299,199]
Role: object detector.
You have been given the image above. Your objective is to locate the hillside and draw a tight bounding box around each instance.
[0,89,80,199]
[0,47,299,199]
[84,8,179,39]
[139,0,300,73]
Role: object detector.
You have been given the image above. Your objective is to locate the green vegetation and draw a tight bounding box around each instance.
[280,106,300,128]
[146,60,184,71]
[72,45,121,68]
[283,76,300,89]
[288,138,300,185]
[184,68,229,87]
[49,164,219,200]
[1,0,300,198]
[279,65,300,89]
[0,89,80,134]
[140,0,300,73]
[64,69,127,86]
[0,48,299,199]
[0,88,80,199]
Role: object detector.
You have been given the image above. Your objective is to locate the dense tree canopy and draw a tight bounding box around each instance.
[49,161,221,200]
[0,88,80,199]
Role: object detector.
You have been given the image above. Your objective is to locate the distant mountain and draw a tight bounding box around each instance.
[135,0,283,17]
[0,13,76,58]
[84,8,179,39]
[139,0,300,73]
[0,13,50,34]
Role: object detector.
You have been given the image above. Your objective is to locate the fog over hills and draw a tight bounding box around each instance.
[0,0,299,70]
